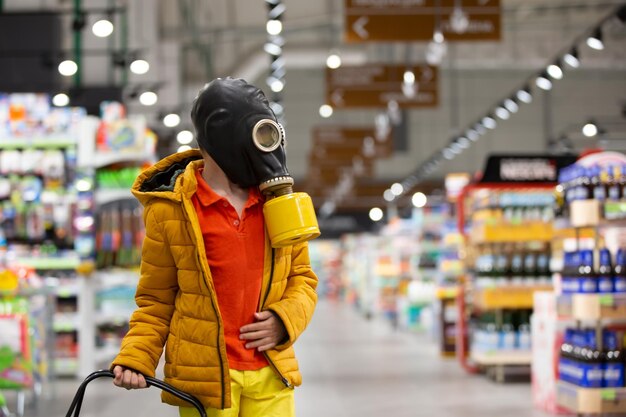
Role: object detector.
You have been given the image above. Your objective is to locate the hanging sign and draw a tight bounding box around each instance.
[311,126,393,157]
[479,154,578,183]
[344,0,501,43]
[325,65,438,109]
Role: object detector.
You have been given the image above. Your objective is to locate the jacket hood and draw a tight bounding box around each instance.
[131,149,204,206]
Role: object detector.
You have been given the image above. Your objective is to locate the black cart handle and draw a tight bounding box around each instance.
[64,370,207,417]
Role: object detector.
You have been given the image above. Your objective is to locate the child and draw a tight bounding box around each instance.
[111,77,318,417]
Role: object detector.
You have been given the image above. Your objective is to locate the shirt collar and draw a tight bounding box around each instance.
[194,168,264,208]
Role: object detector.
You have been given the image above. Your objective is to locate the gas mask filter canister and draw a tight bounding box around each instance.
[252,119,320,248]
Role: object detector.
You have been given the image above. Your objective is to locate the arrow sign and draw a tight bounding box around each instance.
[325,64,438,109]
[352,16,369,39]
[344,0,501,42]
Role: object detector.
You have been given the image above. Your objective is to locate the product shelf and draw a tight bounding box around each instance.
[436,286,459,300]
[557,293,626,321]
[94,188,134,205]
[471,350,532,366]
[474,285,553,310]
[13,255,81,270]
[470,223,553,244]
[557,381,626,414]
[87,151,153,169]
[0,136,76,149]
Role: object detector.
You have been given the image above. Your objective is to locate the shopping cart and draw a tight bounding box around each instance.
[64,370,207,417]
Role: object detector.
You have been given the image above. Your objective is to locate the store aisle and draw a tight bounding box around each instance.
[295,300,549,417]
[11,300,550,417]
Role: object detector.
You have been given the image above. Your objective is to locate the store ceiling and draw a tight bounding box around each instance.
[153,0,626,212]
[3,0,626,213]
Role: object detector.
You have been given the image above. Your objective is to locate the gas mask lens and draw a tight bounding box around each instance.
[252,119,284,152]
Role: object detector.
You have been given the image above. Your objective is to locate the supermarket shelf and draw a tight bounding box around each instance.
[95,188,134,205]
[0,136,76,149]
[470,223,553,244]
[14,255,81,270]
[95,311,134,326]
[90,152,152,169]
[94,345,120,364]
[436,286,459,300]
[54,358,79,376]
[474,285,553,309]
[557,293,626,321]
[471,350,532,366]
[557,381,626,414]
[94,269,140,288]
[54,313,80,332]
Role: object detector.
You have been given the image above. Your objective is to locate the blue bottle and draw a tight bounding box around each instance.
[578,250,597,293]
[559,329,578,384]
[598,248,614,293]
[581,329,603,388]
[603,330,624,388]
[614,249,626,293]
[562,252,578,293]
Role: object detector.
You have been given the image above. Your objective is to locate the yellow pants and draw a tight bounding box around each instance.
[179,366,295,417]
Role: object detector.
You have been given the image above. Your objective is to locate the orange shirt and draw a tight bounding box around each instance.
[192,169,268,371]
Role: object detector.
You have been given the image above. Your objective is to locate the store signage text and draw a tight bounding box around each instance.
[325,65,438,108]
[344,0,501,42]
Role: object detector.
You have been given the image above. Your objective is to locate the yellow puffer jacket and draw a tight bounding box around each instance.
[111,150,318,409]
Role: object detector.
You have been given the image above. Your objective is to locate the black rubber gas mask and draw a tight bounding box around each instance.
[191,78,320,247]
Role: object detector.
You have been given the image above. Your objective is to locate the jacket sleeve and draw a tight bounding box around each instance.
[110,202,179,377]
[267,242,318,350]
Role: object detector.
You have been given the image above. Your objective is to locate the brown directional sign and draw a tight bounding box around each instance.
[344,0,501,43]
[325,64,438,108]
[311,126,394,157]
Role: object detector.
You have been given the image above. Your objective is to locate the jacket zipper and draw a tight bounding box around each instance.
[260,248,291,388]
[181,200,227,409]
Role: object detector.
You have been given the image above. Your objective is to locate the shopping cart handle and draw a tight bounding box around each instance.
[64,370,207,417]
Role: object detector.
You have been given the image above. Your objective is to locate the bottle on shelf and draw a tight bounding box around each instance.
[578,250,597,294]
[581,329,603,388]
[562,251,578,294]
[591,165,607,202]
[559,328,578,384]
[606,165,621,202]
[614,249,626,293]
[603,330,624,388]
[597,248,614,293]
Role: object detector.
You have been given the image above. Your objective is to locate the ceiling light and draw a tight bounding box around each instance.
[58,60,78,76]
[482,116,497,129]
[92,19,114,38]
[433,29,444,43]
[52,93,70,107]
[466,129,479,141]
[495,106,510,120]
[269,78,284,92]
[586,29,604,50]
[450,142,462,154]
[177,145,192,153]
[443,148,455,160]
[412,192,427,208]
[535,73,553,91]
[130,59,150,75]
[177,130,194,145]
[458,136,470,148]
[582,122,598,137]
[319,104,333,118]
[547,63,563,80]
[383,189,395,202]
[139,91,158,106]
[326,53,342,69]
[564,49,580,68]
[474,123,487,135]
[163,113,181,128]
[504,98,519,113]
[516,88,533,104]
[403,70,415,84]
[264,42,282,56]
[266,19,283,35]
[390,183,404,196]
[369,207,384,222]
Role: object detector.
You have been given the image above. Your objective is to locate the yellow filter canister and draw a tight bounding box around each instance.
[263,192,321,248]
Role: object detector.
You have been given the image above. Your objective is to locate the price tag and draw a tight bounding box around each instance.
[599,295,614,307]
[601,389,616,401]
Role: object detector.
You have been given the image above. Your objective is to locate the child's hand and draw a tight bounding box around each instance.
[239,311,287,352]
[112,365,148,390]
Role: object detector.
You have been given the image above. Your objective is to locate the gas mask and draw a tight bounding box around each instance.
[191,77,320,247]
